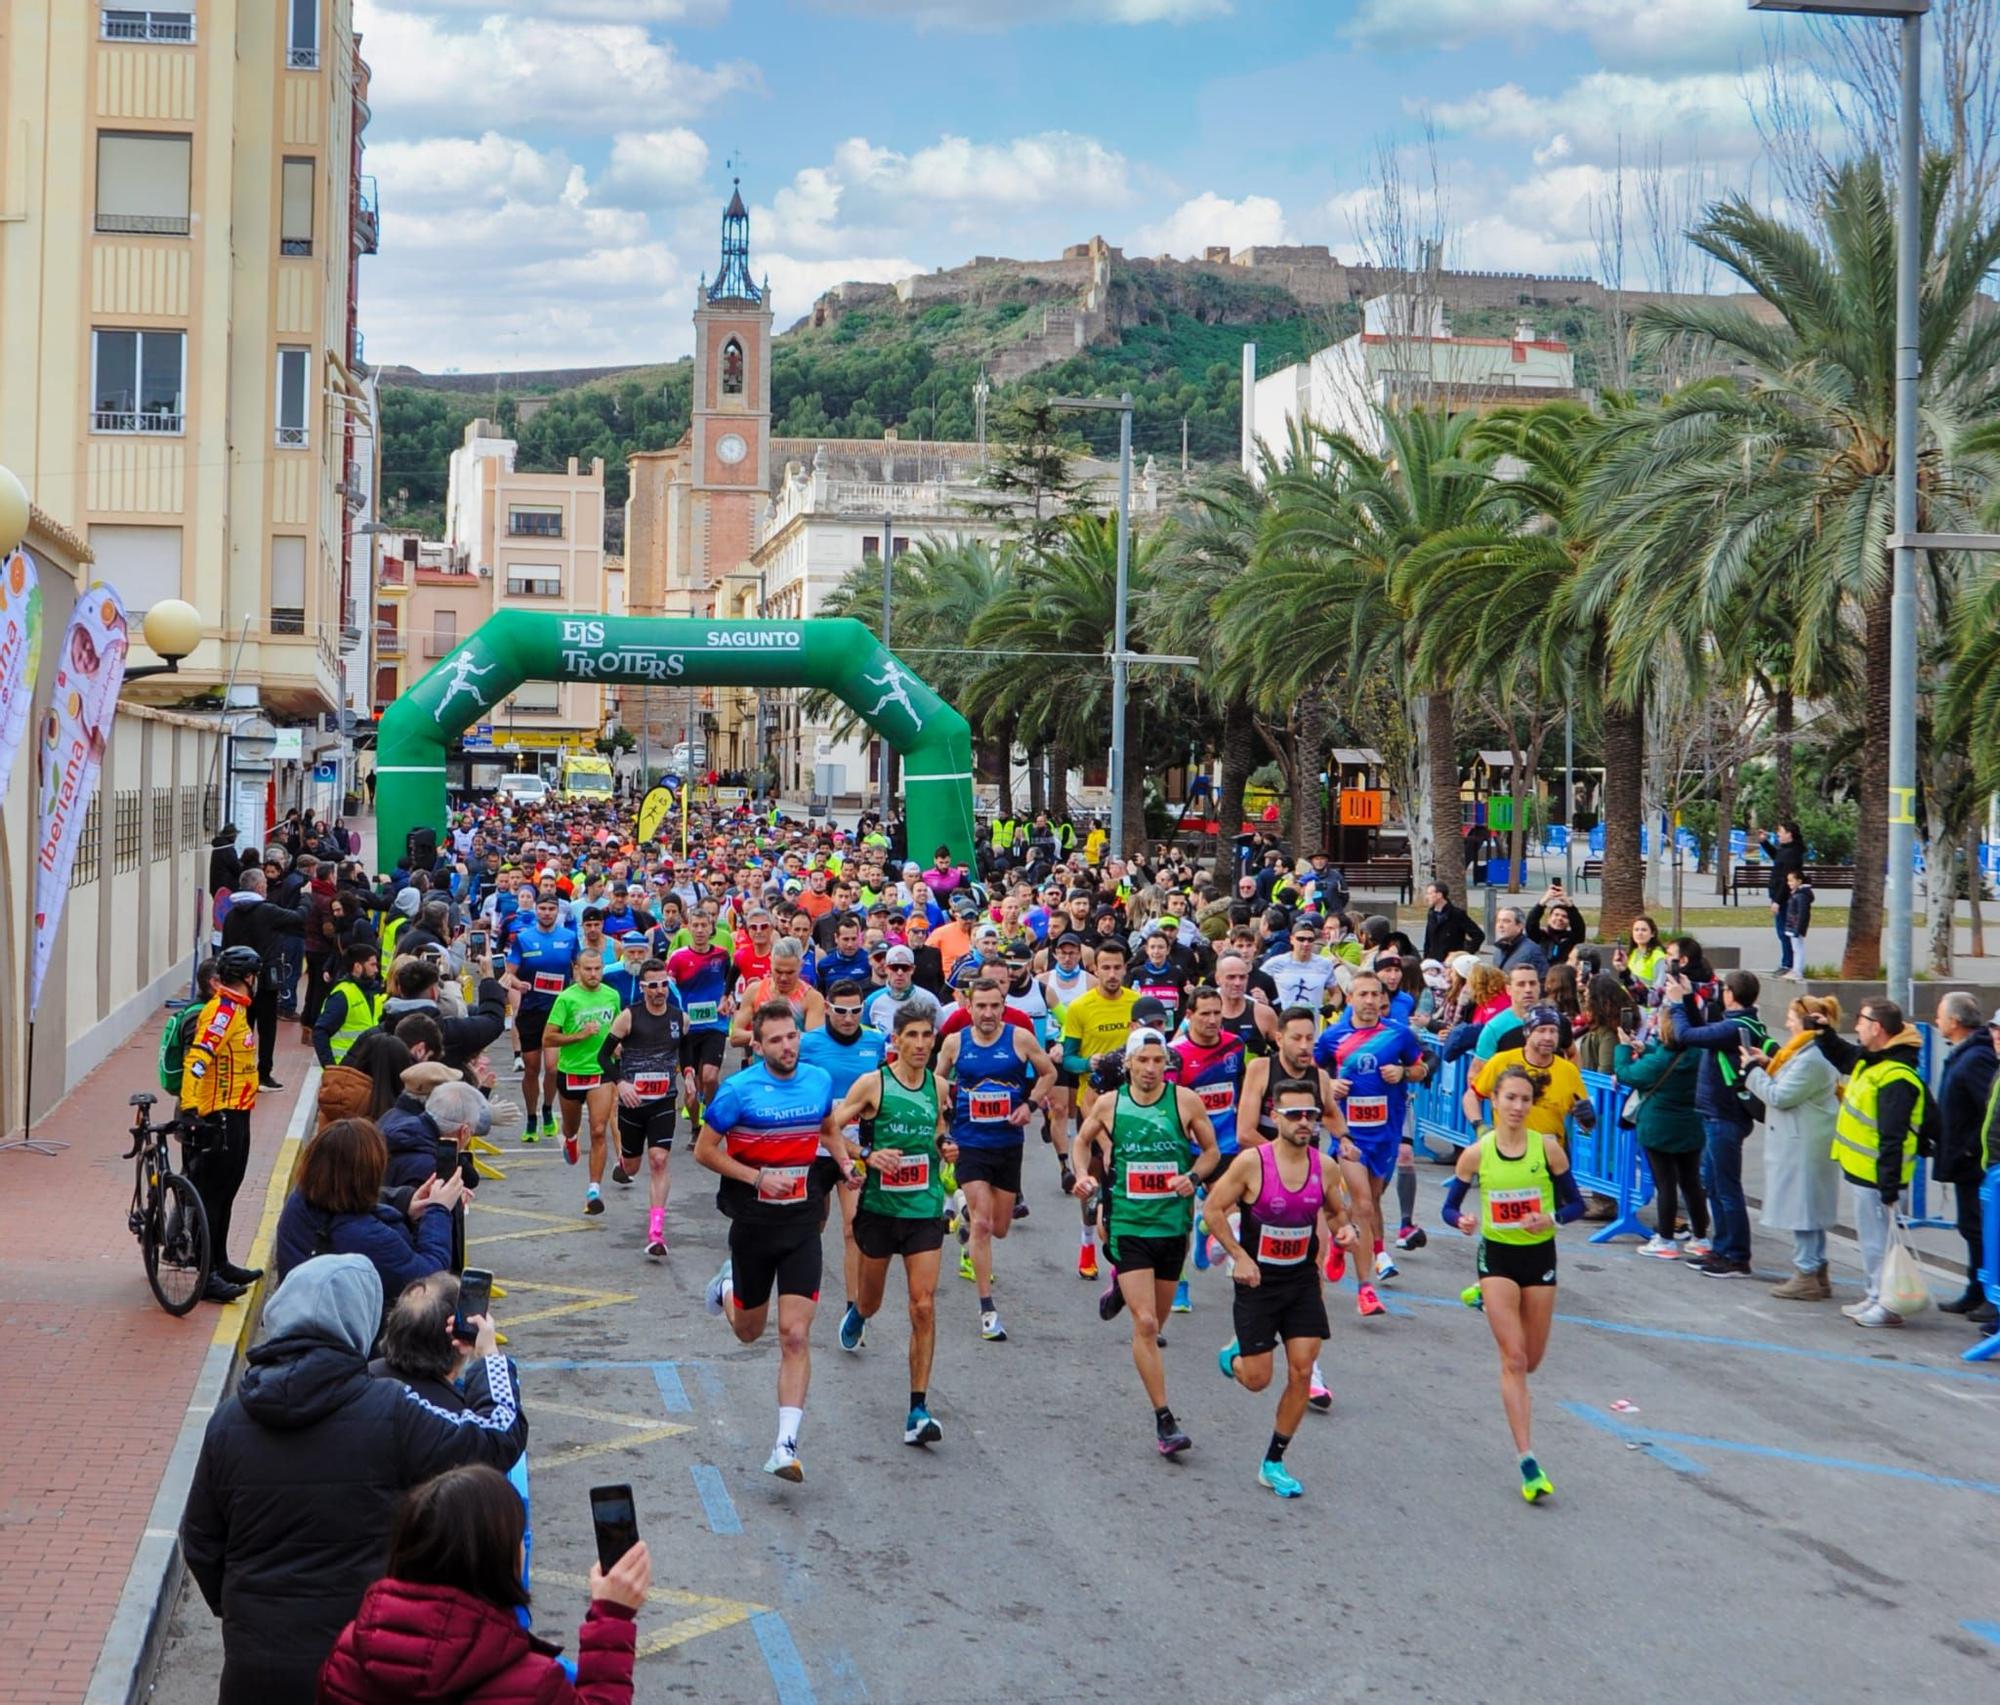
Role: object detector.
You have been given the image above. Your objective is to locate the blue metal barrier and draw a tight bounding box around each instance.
[509,1450,581,1681]
[1965,1167,2000,1365]
[1413,1040,1654,1243]
[1905,1023,1955,1231]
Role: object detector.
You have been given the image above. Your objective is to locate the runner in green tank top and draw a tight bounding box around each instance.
[545,949,624,1216]
[1071,1026,1220,1457]
[831,1004,957,1447]
[1442,1063,1584,1504]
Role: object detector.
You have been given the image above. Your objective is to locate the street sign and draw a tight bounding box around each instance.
[272,728,303,760]
[312,761,338,783]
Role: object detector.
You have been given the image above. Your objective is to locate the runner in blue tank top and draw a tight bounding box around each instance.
[506,894,580,1143]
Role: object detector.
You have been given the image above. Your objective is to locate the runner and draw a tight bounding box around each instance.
[936,978,1058,1341]
[830,1003,956,1446]
[506,892,579,1141]
[544,948,624,1216]
[1264,916,1337,1011]
[697,1000,861,1484]
[1314,969,1430,1286]
[1203,1076,1356,1496]
[604,958,697,1258]
[861,944,940,1033]
[1214,953,1278,1056]
[800,980,889,1339]
[1039,931,1094,1216]
[1167,986,1246,1312]
[1442,1063,1585,1502]
[1059,937,1140,1281]
[1070,1027,1220,1456]
[665,909,734,1137]
[1131,925,1191,1027]
[730,936,826,1044]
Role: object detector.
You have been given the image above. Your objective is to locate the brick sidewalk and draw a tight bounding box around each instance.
[0,1018,313,1705]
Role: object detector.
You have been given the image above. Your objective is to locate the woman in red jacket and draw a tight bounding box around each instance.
[318,1465,649,1705]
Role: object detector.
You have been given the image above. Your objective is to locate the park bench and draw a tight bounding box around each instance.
[1729,863,1858,903]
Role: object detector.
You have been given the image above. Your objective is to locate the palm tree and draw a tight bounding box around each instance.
[1582,155,2000,974]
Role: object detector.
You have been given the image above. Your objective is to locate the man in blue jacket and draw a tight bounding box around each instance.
[1935,992,1998,1322]
[1668,968,1770,1278]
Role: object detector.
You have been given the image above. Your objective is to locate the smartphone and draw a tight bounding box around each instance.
[468,930,488,956]
[1620,1006,1641,1035]
[590,1483,640,1574]
[454,1267,493,1341]
[434,1137,459,1181]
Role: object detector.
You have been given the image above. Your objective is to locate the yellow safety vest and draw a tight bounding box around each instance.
[326,979,384,1062]
[381,916,408,961]
[1832,1058,1924,1186]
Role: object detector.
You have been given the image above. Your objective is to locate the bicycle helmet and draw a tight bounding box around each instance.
[216,946,263,984]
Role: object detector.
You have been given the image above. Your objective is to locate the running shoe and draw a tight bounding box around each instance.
[704,1260,733,1317]
[1460,1282,1484,1311]
[645,1232,667,1261]
[1059,1162,1077,1197]
[1356,1284,1386,1317]
[563,1131,579,1167]
[1682,1239,1712,1262]
[1520,1458,1554,1503]
[1851,1302,1903,1328]
[1156,1420,1192,1458]
[1098,1280,1126,1322]
[584,1185,604,1216]
[511,1052,523,1074]
[838,1302,866,1353]
[1375,1251,1400,1281]
[1395,1223,1428,1251]
[1013,1198,1029,1220]
[1693,1257,1753,1279]
[611,1161,634,1185]
[1841,1296,1876,1319]
[1171,1279,1192,1314]
[1258,1459,1304,1499]
[1217,1337,1241,1379]
[519,1125,540,1145]
[1638,1235,1680,1258]
[958,1249,976,1283]
[1307,1376,1332,1412]
[645,1208,666,1261]
[1323,1245,1345,1284]
[904,1406,943,1446]
[763,1443,804,1484]
[1204,1235,1225,1268]
[1077,1245,1100,1281]
[980,1309,1008,1342]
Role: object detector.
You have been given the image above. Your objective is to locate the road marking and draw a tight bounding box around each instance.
[752,1610,819,1704]
[654,1363,692,1413]
[540,1570,767,1656]
[536,1400,684,1429]
[539,1424,693,1467]
[468,1202,605,1248]
[1562,1401,1705,1474]
[491,1278,635,1327]
[1964,1621,2000,1649]
[690,1463,742,1534]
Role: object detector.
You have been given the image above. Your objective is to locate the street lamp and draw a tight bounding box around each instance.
[123,599,204,682]
[1751,0,1928,1008]
[0,464,29,556]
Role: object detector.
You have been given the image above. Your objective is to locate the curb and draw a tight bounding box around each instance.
[84,1069,320,1705]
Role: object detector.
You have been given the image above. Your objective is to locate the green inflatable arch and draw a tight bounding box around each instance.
[375,612,976,867]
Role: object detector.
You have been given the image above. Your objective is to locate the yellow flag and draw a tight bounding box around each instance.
[636,783,674,844]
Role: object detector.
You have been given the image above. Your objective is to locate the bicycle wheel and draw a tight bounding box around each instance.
[145,1173,211,1317]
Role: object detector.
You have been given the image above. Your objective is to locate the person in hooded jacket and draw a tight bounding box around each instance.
[315,1464,644,1705]
[275,1117,460,1308]
[180,1254,528,1705]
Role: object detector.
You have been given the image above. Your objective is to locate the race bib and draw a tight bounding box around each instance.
[631,1075,673,1099]
[1125,1160,1178,1197]
[1346,1095,1388,1128]
[1487,1186,1544,1227]
[881,1154,931,1193]
[969,1087,1013,1123]
[1141,983,1179,1008]
[532,972,565,994]
[565,1073,603,1092]
[757,1165,810,1204]
[1257,1225,1311,1265]
[686,1000,719,1025]
[1197,1083,1236,1116]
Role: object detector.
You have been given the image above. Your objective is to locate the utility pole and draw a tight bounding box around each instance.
[880,508,894,820]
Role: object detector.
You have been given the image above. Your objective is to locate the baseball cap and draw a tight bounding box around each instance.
[949,890,979,915]
[1054,930,1085,949]
[973,923,1001,944]
[885,945,915,967]
[1131,996,1171,1027]
[1525,1004,1564,1033]
[1125,1025,1168,1057]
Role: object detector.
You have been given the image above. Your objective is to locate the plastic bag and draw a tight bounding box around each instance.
[1879,1223,1932,1317]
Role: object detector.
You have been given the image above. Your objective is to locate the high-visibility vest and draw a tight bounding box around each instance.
[1832,1058,1924,1186]
[326,980,385,1062]
[992,818,1016,852]
[381,915,409,960]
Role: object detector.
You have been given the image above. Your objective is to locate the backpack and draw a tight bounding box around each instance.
[1716,1011,1772,1121]
[157,1002,205,1096]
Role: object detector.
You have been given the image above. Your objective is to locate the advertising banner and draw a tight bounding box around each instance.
[30,584,128,1015]
[635,783,673,844]
[0,548,44,809]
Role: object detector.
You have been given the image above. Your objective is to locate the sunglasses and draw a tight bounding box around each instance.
[1274,1107,1319,1122]
[640,981,672,993]
[829,1004,864,1017]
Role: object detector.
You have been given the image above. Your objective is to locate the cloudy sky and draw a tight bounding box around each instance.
[354,0,1833,372]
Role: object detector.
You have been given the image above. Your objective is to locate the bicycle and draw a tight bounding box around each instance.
[125,1092,212,1316]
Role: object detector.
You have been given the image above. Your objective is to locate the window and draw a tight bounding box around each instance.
[115,792,144,874]
[180,786,198,850]
[95,132,191,235]
[507,505,563,538]
[280,159,314,256]
[152,787,173,851]
[92,328,184,433]
[102,10,195,45]
[721,337,745,395]
[423,609,458,658]
[271,536,306,633]
[511,681,562,712]
[275,347,308,447]
[288,0,318,68]
[505,565,562,598]
[76,797,102,888]
[88,525,183,613]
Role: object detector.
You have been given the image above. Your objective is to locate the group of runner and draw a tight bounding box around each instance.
[430,790,1575,1503]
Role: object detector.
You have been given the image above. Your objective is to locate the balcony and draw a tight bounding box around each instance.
[377,630,405,658]
[93,407,182,435]
[102,8,194,42]
[275,425,308,449]
[378,559,409,591]
[505,577,563,598]
[95,213,191,236]
[288,45,320,70]
[355,176,379,256]
[270,608,305,636]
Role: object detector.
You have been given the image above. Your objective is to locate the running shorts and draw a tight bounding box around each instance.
[681,1031,727,1073]
[1476,1236,1558,1289]
[1343,1132,1398,1181]
[1108,1230,1190,1277]
[616,1100,677,1157]
[515,1006,552,1051]
[954,1145,1024,1196]
[1231,1274,1330,1357]
[557,1073,610,1104]
[852,1210,946,1261]
[727,1218,823,1310]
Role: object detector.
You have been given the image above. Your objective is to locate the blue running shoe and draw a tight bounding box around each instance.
[1217,1337,1240,1380]
[904,1406,943,1446]
[1259,1458,1304,1499]
[838,1302,866,1353]
[1171,1279,1192,1314]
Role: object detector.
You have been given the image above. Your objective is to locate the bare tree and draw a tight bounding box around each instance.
[1343,116,1456,410]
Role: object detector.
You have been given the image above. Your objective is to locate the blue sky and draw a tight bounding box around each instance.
[353,0,1832,371]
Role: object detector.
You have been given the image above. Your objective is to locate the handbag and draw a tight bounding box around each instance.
[1619,1087,1646,1130]
[1878,1220,1932,1317]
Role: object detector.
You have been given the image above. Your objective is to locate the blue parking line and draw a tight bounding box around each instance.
[1963,1621,2000,1649]
[653,1363,691,1413]
[689,1463,742,1535]
[1563,1401,1706,1474]
[750,1611,818,1704]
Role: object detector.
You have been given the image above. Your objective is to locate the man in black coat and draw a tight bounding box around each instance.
[180,1254,527,1705]
[208,827,244,898]
[380,954,508,1076]
[221,869,308,1088]
[1935,992,1998,1321]
[1420,881,1485,962]
[1761,822,1807,976]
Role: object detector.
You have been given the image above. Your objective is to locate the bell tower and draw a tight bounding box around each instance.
[690,178,773,614]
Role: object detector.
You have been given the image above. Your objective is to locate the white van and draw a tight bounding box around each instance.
[498,772,549,805]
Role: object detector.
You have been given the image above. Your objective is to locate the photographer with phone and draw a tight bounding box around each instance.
[318,1465,645,1705]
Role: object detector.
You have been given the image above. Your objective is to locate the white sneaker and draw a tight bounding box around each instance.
[1638,1235,1679,1259]
[763,1441,804,1482]
[1374,1252,1400,1281]
[1851,1302,1903,1328]
[1841,1296,1874,1319]
[704,1260,733,1317]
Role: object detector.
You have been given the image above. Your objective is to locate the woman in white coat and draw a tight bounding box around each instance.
[1742,993,1846,1301]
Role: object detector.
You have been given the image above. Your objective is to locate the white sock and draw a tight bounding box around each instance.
[1080,1225,1094,1251]
[1311,1359,1325,1388]
[777,1405,803,1451]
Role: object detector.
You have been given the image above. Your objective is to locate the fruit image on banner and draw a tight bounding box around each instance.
[0,548,44,810]
[30,584,128,1015]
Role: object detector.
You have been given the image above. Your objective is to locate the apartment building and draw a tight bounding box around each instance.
[0,0,379,723]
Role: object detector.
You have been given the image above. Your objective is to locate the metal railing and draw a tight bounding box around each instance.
[355,176,379,255]
[281,237,312,257]
[95,213,191,236]
[377,630,405,658]
[275,425,308,449]
[93,408,182,435]
[102,8,194,42]
[270,608,305,636]
[288,46,319,70]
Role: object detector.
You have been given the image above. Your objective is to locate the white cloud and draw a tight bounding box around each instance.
[760,252,924,316]
[359,1,728,22]
[1135,191,1289,258]
[357,11,755,133]
[365,132,576,210]
[832,132,1132,208]
[599,129,712,206]
[1432,72,1777,164]
[1347,0,1762,73]
[804,0,1229,27]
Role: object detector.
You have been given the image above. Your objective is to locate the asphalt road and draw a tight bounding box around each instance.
[151,1066,2000,1705]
